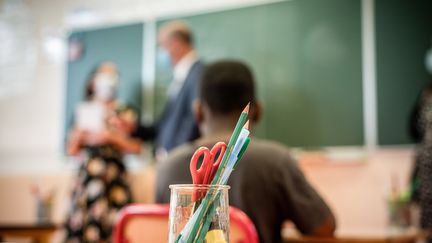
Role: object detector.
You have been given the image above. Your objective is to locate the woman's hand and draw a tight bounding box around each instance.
[67,129,114,155]
[67,128,85,155]
[83,129,142,154]
[104,130,142,154]
[81,130,112,145]
[67,124,142,155]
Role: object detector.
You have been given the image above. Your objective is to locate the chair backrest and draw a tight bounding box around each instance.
[228,206,260,243]
[113,204,259,243]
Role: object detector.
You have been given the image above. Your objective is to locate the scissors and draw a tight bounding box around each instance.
[190,142,227,185]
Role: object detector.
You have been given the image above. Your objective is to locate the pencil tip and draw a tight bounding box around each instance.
[243,120,250,130]
[243,102,250,114]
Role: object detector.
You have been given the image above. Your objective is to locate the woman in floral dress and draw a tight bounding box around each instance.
[65,62,142,242]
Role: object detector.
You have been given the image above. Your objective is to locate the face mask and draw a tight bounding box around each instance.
[426,47,432,75]
[157,48,171,67]
[94,73,118,101]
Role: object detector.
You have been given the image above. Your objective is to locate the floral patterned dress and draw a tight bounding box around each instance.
[65,106,136,243]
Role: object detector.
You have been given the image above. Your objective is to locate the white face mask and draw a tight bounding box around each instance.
[426,47,432,75]
[94,73,118,101]
[157,48,171,67]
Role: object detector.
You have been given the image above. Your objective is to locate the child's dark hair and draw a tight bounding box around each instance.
[84,66,99,100]
[199,60,256,115]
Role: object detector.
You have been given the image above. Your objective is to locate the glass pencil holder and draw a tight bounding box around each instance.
[168,184,230,243]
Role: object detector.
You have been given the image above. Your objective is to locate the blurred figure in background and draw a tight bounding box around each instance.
[410,47,432,242]
[65,62,142,242]
[156,60,336,243]
[138,20,203,160]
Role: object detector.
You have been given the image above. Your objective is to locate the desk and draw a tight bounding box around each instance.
[283,228,419,243]
[0,224,58,243]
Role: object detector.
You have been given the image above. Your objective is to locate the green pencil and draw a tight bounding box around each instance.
[185,103,250,243]
[210,103,249,185]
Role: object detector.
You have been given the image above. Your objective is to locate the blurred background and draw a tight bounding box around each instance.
[0,0,431,242]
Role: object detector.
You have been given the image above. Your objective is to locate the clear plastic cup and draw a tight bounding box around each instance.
[168,184,230,243]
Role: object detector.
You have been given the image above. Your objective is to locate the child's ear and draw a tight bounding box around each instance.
[251,101,263,124]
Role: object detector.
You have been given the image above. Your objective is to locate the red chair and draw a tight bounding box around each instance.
[113,204,259,243]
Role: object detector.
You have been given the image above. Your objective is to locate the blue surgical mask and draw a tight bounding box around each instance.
[157,48,171,67]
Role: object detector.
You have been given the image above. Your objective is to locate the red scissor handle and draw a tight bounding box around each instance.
[205,142,227,183]
[190,147,212,185]
[189,142,227,185]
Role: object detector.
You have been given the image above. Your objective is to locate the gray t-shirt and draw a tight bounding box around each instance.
[156,138,333,243]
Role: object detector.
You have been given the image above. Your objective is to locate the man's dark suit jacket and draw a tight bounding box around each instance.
[138,60,203,153]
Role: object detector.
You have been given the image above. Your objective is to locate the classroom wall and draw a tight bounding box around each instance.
[0,0,66,155]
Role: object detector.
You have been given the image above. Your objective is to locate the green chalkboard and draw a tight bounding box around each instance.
[375,0,432,145]
[156,0,363,148]
[65,23,144,141]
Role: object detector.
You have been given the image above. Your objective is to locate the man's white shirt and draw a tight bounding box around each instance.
[167,50,198,98]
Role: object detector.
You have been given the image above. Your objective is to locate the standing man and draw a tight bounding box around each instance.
[140,20,203,160]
